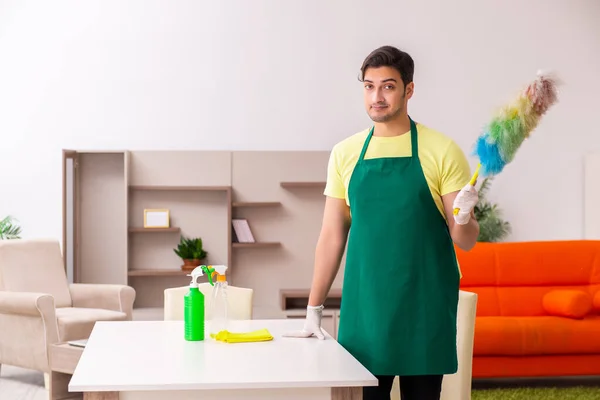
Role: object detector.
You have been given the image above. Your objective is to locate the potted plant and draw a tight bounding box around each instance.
[474,177,511,242]
[173,236,208,272]
[0,215,22,240]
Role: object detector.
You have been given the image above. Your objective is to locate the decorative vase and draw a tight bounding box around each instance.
[181,259,204,272]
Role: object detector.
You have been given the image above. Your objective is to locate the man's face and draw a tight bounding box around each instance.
[363,66,413,123]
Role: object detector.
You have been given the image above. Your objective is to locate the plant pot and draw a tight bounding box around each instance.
[181,259,204,272]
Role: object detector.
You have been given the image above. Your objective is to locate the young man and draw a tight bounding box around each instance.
[285,46,480,400]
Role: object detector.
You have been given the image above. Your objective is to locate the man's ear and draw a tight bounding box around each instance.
[405,82,415,99]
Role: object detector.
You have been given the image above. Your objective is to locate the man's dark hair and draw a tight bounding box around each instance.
[359,46,414,87]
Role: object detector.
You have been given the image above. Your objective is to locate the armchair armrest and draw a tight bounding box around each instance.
[0,291,60,372]
[69,284,136,320]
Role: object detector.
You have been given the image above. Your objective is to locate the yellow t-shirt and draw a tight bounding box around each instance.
[324,122,472,222]
[324,123,472,278]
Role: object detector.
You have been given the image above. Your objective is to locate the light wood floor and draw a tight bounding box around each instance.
[0,364,47,400]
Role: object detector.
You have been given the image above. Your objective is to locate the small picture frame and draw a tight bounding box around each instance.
[144,209,170,228]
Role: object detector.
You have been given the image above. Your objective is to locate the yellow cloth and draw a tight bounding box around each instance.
[210,328,273,343]
[324,123,471,278]
[325,122,472,220]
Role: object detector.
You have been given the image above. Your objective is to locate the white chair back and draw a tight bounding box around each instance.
[164,283,253,321]
[391,290,478,400]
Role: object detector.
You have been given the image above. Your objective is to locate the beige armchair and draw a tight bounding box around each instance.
[0,238,136,375]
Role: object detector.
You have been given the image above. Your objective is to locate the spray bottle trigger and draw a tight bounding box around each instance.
[203,265,215,286]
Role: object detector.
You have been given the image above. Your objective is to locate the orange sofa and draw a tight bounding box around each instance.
[456,240,600,378]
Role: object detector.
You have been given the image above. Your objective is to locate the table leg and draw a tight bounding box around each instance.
[331,387,362,400]
[83,392,119,400]
[49,371,81,400]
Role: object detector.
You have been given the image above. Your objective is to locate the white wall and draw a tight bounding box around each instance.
[0,0,599,243]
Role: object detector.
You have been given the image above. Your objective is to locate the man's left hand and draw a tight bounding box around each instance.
[453,183,479,225]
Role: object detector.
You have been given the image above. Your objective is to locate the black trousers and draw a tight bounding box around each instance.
[363,375,443,400]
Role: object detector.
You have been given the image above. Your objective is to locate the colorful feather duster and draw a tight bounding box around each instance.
[473,70,560,178]
[453,71,560,215]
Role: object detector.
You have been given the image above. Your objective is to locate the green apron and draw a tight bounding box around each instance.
[336,117,460,377]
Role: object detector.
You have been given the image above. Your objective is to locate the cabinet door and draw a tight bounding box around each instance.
[321,315,335,338]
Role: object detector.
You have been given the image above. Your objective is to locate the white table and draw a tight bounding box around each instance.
[68,319,377,399]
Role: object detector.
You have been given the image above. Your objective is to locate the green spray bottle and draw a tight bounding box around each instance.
[184,265,214,341]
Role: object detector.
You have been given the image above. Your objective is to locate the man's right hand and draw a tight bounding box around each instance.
[282,305,326,340]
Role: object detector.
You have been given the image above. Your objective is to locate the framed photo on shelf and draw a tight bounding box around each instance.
[144,209,170,228]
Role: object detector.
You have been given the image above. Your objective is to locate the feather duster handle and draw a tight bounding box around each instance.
[452,71,560,216]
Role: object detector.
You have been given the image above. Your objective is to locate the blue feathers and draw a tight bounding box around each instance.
[474,134,507,176]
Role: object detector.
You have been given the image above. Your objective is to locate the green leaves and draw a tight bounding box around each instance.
[0,215,22,240]
[474,178,511,242]
[173,235,207,260]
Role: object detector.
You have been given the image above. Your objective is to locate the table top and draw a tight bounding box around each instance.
[69,319,377,392]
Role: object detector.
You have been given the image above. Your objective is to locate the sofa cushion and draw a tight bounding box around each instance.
[543,290,593,319]
[474,316,600,356]
[56,307,128,341]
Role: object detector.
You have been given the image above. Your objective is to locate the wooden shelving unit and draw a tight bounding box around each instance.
[62,149,334,317]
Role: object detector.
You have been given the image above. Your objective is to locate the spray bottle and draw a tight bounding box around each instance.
[206,265,229,336]
[184,265,211,341]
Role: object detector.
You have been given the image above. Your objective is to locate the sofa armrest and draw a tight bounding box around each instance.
[69,284,136,320]
[0,291,60,372]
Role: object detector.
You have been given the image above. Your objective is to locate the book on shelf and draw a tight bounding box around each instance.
[232,219,255,243]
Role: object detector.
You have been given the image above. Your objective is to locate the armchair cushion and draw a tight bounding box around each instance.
[57,281,136,341]
[69,283,136,320]
[55,307,128,341]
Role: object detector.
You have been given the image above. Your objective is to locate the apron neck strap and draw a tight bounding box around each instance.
[358,127,375,162]
[358,117,418,162]
[409,117,418,157]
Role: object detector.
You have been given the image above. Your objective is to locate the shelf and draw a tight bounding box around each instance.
[128,227,181,233]
[232,242,281,248]
[129,185,231,191]
[232,201,282,207]
[128,269,189,277]
[280,182,325,189]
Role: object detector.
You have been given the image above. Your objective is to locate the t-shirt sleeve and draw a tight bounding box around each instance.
[323,146,346,199]
[440,140,472,196]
